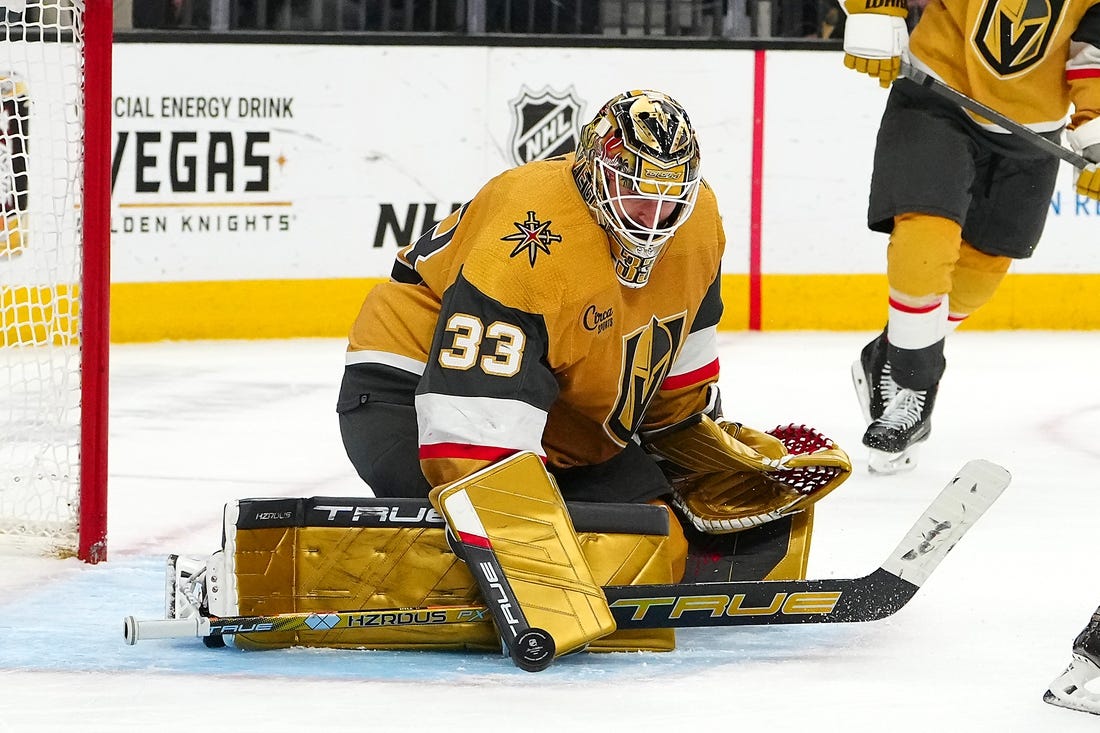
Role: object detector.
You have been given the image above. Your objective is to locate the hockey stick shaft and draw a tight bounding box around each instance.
[124,460,1009,641]
[436,479,556,671]
[899,61,1089,169]
[446,532,556,672]
[123,605,491,645]
[124,573,894,643]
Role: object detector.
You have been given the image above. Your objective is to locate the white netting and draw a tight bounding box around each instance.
[0,0,86,554]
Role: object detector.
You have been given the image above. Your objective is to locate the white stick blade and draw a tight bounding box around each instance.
[880,459,1011,587]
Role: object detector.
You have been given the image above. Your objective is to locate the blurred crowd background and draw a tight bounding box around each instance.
[118,0,849,39]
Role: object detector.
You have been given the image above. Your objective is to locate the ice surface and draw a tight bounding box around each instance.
[2,332,1098,732]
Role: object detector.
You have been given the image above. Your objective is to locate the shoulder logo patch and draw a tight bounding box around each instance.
[502,210,562,267]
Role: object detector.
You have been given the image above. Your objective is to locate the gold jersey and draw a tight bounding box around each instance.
[344,155,725,488]
[909,0,1100,130]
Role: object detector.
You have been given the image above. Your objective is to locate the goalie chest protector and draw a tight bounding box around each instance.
[226,496,687,653]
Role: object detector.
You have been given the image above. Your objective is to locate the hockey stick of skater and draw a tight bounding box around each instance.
[124,459,1009,643]
[900,61,1090,169]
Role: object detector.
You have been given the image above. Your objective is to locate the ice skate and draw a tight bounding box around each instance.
[862,385,937,475]
[851,332,897,425]
[1044,655,1100,715]
[166,553,209,620]
[166,552,232,647]
[1045,610,1100,715]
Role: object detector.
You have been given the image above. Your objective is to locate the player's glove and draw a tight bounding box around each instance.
[641,414,851,533]
[1077,160,1100,201]
[1067,118,1100,201]
[842,0,909,88]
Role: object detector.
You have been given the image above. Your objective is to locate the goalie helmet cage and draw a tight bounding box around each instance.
[0,0,111,563]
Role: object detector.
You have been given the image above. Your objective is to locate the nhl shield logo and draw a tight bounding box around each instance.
[508,86,583,166]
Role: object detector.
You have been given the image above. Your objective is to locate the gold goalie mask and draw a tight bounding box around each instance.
[572,89,702,288]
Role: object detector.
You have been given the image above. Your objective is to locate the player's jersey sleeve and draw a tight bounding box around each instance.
[1069,4,1100,130]
[415,271,559,488]
[639,270,723,430]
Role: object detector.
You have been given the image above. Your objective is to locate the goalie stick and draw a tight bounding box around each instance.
[124,459,1009,644]
[900,60,1090,169]
[442,525,555,673]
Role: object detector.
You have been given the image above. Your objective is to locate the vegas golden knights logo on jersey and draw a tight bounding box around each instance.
[974,0,1067,75]
[606,313,686,444]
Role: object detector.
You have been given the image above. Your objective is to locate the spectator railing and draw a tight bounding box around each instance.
[120,0,844,39]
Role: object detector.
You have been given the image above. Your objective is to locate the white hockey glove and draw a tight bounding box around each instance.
[842,0,908,89]
[1067,117,1100,202]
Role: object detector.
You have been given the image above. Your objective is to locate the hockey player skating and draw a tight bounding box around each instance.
[1045,605,1100,715]
[842,0,1100,473]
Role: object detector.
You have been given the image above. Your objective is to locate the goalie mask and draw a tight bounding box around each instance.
[573,90,702,288]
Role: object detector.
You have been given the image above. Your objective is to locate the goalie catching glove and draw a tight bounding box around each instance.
[842,0,908,88]
[643,413,851,533]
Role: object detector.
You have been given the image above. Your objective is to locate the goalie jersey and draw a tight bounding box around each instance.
[909,0,1100,132]
[340,154,725,489]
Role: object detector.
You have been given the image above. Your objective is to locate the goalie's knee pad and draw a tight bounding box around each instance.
[886,213,963,302]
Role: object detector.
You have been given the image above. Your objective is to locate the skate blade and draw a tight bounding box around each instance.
[1043,654,1100,715]
[868,445,920,475]
[850,360,873,425]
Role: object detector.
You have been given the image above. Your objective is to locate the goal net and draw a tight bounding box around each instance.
[0,0,111,562]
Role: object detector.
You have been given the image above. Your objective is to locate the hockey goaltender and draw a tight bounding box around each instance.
[156,89,858,670]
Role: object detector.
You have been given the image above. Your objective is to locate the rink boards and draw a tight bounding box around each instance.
[99,45,1100,339]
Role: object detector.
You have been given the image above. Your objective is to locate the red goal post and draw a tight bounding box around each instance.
[0,0,112,562]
